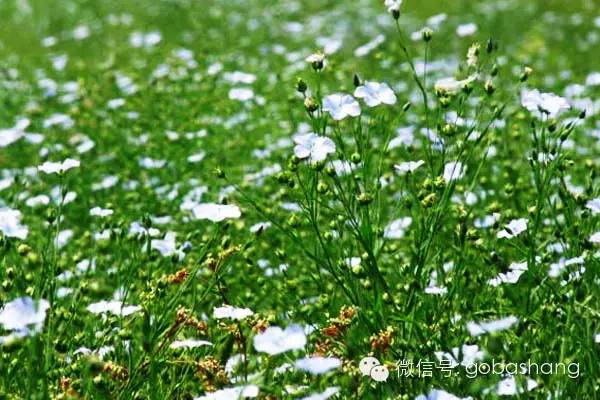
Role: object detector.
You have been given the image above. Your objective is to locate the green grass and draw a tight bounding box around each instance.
[0,0,599,398]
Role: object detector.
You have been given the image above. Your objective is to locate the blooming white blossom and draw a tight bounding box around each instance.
[353,81,397,107]
[434,344,484,368]
[293,133,336,163]
[456,23,478,37]
[384,217,412,239]
[416,389,473,400]
[484,375,538,396]
[488,261,528,286]
[151,232,186,260]
[0,208,29,239]
[191,203,242,222]
[170,339,213,349]
[0,118,29,147]
[466,316,519,336]
[305,52,326,69]
[213,305,254,320]
[253,324,306,355]
[0,297,50,332]
[322,93,360,120]
[585,198,600,214]
[548,256,585,278]
[395,160,425,174]
[74,345,114,360]
[294,356,341,375]
[497,218,528,239]
[223,71,256,84]
[90,207,114,217]
[354,34,385,57]
[250,222,272,233]
[38,158,80,174]
[194,385,259,400]
[435,75,476,95]
[521,88,570,119]
[86,300,141,316]
[590,232,600,244]
[300,387,340,400]
[228,88,254,101]
[443,161,465,181]
[384,0,402,13]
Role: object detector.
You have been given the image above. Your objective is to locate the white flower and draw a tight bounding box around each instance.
[229,88,254,101]
[384,217,412,239]
[395,160,425,174]
[86,300,141,316]
[548,256,585,278]
[521,88,570,119]
[456,23,477,37]
[194,385,259,400]
[253,324,306,355]
[250,222,272,233]
[25,194,50,207]
[0,297,50,332]
[90,207,114,217]
[590,231,600,244]
[497,218,528,239]
[213,305,254,320]
[74,345,114,360]
[293,133,336,163]
[38,158,80,174]
[328,160,354,176]
[354,34,385,57]
[223,71,256,84]
[434,344,484,368]
[443,161,465,181]
[300,387,340,400]
[0,119,28,147]
[586,198,600,214]
[151,232,186,260]
[305,52,326,69]
[488,261,528,286]
[191,203,242,222]
[466,316,519,336]
[353,81,397,107]
[435,75,476,95]
[384,0,402,13]
[322,93,360,120]
[139,157,166,169]
[294,356,341,375]
[416,389,472,400]
[170,339,213,349]
[485,375,538,396]
[0,208,29,239]
[129,221,160,237]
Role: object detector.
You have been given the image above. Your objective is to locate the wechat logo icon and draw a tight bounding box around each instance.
[359,356,389,382]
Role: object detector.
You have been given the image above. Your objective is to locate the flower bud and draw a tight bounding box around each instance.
[304,97,318,113]
[485,79,495,95]
[316,182,329,194]
[357,192,374,205]
[17,244,31,256]
[520,66,532,82]
[421,28,433,42]
[296,78,307,93]
[486,38,495,54]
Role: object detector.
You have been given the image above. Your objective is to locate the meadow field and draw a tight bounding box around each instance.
[0,0,599,398]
